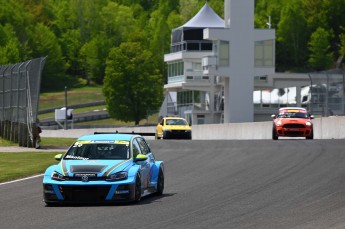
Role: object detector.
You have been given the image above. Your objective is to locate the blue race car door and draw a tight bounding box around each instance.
[133,137,152,189]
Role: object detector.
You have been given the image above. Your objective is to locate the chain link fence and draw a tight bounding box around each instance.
[306,68,345,117]
[0,57,46,147]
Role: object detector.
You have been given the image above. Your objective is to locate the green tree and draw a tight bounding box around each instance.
[49,0,109,85]
[207,0,224,18]
[59,29,83,78]
[103,42,163,125]
[78,1,139,85]
[100,2,137,45]
[179,0,199,23]
[0,24,21,64]
[255,0,286,29]
[308,27,334,71]
[79,34,110,84]
[28,23,71,90]
[323,0,345,50]
[276,0,309,71]
[0,0,32,39]
[0,0,33,61]
[302,0,327,32]
[339,33,345,68]
[147,0,179,77]
[340,33,345,58]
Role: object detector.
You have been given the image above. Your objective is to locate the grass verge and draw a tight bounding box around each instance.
[0,138,18,146]
[0,137,76,183]
[39,86,105,110]
[0,137,76,148]
[0,152,59,183]
[38,85,160,126]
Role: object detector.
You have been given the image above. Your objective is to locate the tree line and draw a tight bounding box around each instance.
[255,0,345,72]
[0,0,344,123]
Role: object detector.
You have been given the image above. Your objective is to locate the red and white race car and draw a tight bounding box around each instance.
[271,107,314,140]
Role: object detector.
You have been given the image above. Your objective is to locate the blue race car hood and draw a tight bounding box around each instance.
[56,159,132,177]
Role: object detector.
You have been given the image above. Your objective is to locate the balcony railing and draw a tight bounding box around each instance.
[168,70,210,84]
[168,75,185,84]
[171,40,213,53]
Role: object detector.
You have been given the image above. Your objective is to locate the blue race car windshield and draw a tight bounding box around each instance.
[64,143,129,160]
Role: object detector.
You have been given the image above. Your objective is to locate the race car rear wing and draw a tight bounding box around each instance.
[93,131,155,137]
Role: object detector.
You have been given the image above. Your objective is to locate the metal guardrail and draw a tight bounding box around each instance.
[40,110,110,127]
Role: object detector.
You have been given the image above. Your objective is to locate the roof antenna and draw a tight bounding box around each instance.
[266,16,271,29]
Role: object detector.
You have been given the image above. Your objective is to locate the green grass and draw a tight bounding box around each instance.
[0,137,76,183]
[39,86,105,110]
[0,152,59,183]
[0,138,18,146]
[38,85,159,126]
[0,137,76,147]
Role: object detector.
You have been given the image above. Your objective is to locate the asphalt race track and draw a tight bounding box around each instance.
[2,139,345,229]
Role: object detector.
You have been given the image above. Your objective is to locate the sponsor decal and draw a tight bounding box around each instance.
[286,109,300,112]
[90,140,115,143]
[74,173,97,177]
[116,190,130,194]
[65,155,89,160]
[115,140,129,145]
[73,140,91,147]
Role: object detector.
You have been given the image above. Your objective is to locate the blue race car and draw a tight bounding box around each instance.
[43,132,164,205]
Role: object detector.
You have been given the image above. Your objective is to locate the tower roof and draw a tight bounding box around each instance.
[178,2,224,29]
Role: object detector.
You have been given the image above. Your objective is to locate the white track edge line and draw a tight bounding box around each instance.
[0,174,43,186]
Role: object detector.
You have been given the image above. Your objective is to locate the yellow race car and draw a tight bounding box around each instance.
[156,117,192,140]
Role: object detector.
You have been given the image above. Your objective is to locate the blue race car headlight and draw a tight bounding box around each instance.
[106,171,128,181]
[51,171,65,181]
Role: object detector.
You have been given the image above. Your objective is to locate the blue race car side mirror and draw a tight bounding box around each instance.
[54,154,63,161]
[135,154,148,162]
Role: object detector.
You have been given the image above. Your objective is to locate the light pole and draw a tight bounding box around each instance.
[64,86,67,130]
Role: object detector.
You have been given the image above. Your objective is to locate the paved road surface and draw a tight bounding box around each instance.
[1,139,345,228]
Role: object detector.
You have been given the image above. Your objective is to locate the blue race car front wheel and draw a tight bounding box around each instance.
[156,168,164,195]
[134,174,141,202]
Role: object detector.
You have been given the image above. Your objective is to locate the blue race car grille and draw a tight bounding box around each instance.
[59,185,111,202]
[63,176,106,181]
